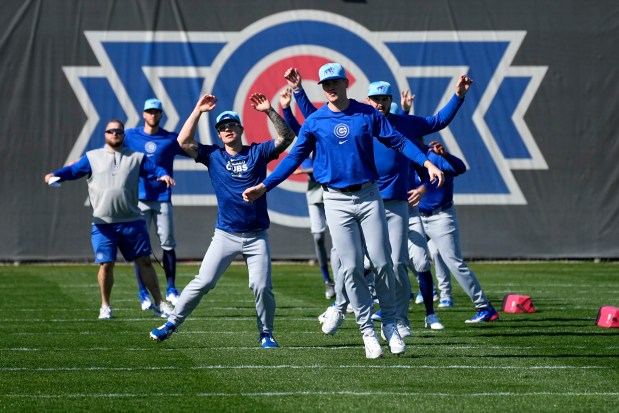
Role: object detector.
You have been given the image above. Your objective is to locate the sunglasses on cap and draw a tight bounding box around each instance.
[217,122,240,132]
[105,128,125,135]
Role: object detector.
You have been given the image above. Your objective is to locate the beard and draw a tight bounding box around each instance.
[106,137,124,149]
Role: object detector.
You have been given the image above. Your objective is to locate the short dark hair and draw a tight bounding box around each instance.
[107,119,125,129]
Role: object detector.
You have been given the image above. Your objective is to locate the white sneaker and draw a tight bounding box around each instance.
[397,322,412,338]
[321,306,344,335]
[379,321,411,340]
[381,323,406,355]
[362,330,384,359]
[98,306,113,320]
[317,308,329,324]
[425,313,445,330]
[153,301,174,318]
[346,303,354,314]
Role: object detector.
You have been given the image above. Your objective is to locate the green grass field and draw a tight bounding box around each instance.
[0,262,617,412]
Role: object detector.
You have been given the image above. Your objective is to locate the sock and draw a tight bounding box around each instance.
[320,265,332,283]
[418,270,435,316]
[163,249,176,290]
[134,262,146,293]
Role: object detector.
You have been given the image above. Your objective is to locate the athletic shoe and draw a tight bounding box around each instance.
[425,313,445,330]
[98,306,113,320]
[324,281,335,300]
[346,303,354,314]
[362,330,384,359]
[318,308,329,324]
[371,310,382,322]
[438,298,454,308]
[138,290,153,311]
[150,321,177,342]
[165,288,179,306]
[259,333,279,348]
[465,306,500,323]
[372,295,379,305]
[152,301,174,318]
[414,289,440,304]
[381,323,406,355]
[321,306,345,335]
[397,322,412,338]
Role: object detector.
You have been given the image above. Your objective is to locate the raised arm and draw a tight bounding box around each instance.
[285,67,318,119]
[280,87,302,136]
[400,89,415,114]
[455,74,474,98]
[249,92,295,154]
[428,141,467,175]
[177,94,218,159]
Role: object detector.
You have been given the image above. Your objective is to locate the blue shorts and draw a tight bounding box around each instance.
[91,220,152,263]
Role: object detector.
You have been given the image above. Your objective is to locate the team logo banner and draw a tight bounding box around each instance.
[63,10,547,228]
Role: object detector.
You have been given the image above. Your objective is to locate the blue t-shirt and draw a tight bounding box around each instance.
[263,99,428,191]
[196,141,278,233]
[124,127,188,202]
[417,148,467,212]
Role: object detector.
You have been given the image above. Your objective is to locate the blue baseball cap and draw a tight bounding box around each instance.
[215,111,242,129]
[390,102,399,114]
[143,98,162,111]
[368,81,392,97]
[317,63,347,84]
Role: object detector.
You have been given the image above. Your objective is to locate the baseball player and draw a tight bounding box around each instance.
[243,63,445,359]
[364,78,471,333]
[306,78,471,335]
[279,88,336,299]
[124,98,189,309]
[150,92,295,348]
[416,140,499,323]
[44,119,175,320]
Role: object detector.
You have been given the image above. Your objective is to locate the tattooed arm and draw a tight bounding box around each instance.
[249,92,296,154]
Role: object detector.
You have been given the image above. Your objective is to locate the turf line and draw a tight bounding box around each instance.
[1,391,618,398]
[0,365,610,372]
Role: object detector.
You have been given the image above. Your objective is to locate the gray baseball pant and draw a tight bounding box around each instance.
[323,182,396,333]
[169,228,275,334]
[421,206,489,309]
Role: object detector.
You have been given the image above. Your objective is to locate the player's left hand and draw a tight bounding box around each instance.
[242,183,267,203]
[455,74,474,98]
[250,93,271,112]
[158,175,176,188]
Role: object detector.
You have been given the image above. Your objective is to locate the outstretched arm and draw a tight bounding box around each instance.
[250,92,295,154]
[177,94,218,159]
[44,155,91,184]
